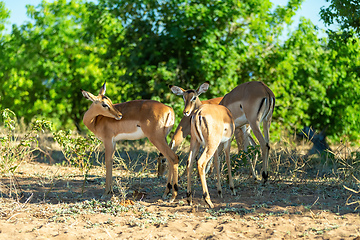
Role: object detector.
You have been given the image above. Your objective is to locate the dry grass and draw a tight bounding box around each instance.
[0,125,359,239]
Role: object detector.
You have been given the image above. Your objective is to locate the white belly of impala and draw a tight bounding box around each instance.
[113,127,146,142]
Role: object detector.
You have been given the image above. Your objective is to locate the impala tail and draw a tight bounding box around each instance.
[259,95,275,123]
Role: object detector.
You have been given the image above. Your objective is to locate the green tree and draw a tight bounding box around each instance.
[325,34,360,140]
[0,0,124,131]
[0,1,9,34]
[0,2,35,122]
[320,0,360,140]
[1,0,359,141]
[320,0,360,35]
[260,18,329,135]
[256,17,360,140]
[101,0,303,122]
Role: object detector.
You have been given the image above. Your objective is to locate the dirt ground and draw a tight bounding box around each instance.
[1,145,360,240]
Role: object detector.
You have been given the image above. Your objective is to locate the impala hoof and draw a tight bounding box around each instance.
[162,194,168,200]
[262,171,269,183]
[101,192,113,199]
[230,187,236,196]
[205,199,214,208]
[187,191,193,206]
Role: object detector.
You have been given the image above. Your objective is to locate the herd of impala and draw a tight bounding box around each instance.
[81,81,275,208]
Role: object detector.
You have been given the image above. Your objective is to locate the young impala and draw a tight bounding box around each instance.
[169,83,236,208]
[157,83,258,179]
[219,81,275,183]
[157,95,223,177]
[81,83,179,201]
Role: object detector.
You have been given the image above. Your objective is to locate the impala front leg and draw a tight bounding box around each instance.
[103,140,115,197]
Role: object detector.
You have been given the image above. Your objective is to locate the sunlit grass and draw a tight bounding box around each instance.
[0,108,359,230]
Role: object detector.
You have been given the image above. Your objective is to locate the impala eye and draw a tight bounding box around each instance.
[191,96,197,102]
[102,103,109,108]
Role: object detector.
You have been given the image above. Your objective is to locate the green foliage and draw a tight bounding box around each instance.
[0,0,359,141]
[0,0,125,131]
[53,129,101,192]
[0,1,9,33]
[101,0,304,129]
[267,19,330,135]
[0,107,100,193]
[0,108,52,175]
[53,130,99,169]
[231,145,261,176]
[320,0,360,35]
[318,0,360,140]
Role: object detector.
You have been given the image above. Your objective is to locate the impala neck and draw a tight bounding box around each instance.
[194,98,203,108]
[83,104,102,133]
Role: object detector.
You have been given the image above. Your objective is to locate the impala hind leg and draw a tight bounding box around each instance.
[248,120,269,183]
[157,116,191,178]
[197,147,218,208]
[186,140,200,206]
[239,125,259,180]
[149,137,179,202]
[206,143,224,178]
[223,140,236,195]
[212,143,232,198]
[156,153,168,178]
[262,117,272,182]
[213,148,222,198]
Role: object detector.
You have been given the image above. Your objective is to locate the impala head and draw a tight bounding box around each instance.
[170,82,209,117]
[81,82,122,120]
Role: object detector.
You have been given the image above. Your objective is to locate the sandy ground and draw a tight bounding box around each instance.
[1,153,360,239]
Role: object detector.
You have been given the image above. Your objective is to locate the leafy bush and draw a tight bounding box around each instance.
[0,0,359,141]
[53,130,102,193]
[0,108,52,175]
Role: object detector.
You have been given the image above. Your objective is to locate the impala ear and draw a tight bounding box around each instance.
[170,85,185,96]
[99,82,106,96]
[81,89,97,102]
[197,82,209,95]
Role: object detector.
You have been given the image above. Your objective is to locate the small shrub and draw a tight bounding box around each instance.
[0,108,52,176]
[53,130,101,193]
